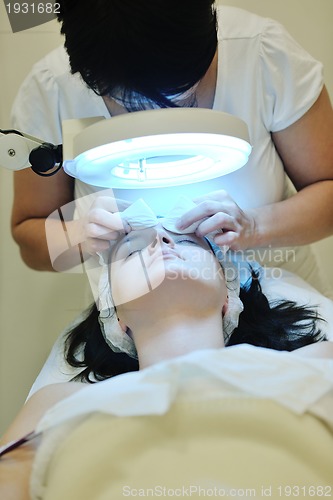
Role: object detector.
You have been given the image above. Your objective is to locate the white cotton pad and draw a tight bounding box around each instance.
[162,196,199,234]
[120,199,158,230]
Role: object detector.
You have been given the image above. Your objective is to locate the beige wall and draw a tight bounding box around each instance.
[0,1,332,434]
[0,5,88,434]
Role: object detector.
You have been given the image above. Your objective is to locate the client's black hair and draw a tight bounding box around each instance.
[65,269,326,383]
[227,272,325,350]
[65,305,138,383]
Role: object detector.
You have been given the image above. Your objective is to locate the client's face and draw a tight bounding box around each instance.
[110,224,227,309]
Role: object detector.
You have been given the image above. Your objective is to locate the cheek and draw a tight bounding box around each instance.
[212,261,228,306]
[110,251,166,306]
[182,249,222,278]
[218,275,228,310]
[110,257,151,305]
[190,251,228,304]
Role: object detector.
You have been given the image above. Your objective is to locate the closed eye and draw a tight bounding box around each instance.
[126,249,141,258]
[175,239,200,246]
[121,238,143,259]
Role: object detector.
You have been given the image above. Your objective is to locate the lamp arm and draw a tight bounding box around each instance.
[0,129,63,175]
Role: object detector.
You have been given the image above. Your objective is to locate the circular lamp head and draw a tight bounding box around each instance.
[63,108,252,190]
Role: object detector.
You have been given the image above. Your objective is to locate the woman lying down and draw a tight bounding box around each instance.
[1,220,333,499]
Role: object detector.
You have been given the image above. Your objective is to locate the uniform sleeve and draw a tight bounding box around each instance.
[10,53,63,144]
[259,19,324,132]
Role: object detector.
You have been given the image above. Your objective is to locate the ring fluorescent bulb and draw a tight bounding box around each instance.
[63,108,251,189]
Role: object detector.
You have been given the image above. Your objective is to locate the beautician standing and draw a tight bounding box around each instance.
[10,0,333,294]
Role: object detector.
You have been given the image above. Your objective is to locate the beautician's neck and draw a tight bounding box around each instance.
[134,313,224,370]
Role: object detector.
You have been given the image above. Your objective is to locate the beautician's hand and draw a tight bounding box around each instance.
[45,194,133,272]
[176,190,257,251]
[80,195,132,255]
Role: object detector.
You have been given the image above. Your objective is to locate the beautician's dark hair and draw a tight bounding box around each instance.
[65,269,326,383]
[56,0,218,109]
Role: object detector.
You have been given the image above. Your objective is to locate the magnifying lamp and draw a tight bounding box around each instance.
[62,108,251,212]
[1,108,251,213]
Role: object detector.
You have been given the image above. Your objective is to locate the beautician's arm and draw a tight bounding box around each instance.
[253,86,333,248]
[11,168,77,271]
[179,87,333,250]
[0,382,83,500]
[11,168,131,271]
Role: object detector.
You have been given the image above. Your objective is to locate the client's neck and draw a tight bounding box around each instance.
[133,312,224,370]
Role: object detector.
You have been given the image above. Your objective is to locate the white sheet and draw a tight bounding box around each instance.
[35,344,333,433]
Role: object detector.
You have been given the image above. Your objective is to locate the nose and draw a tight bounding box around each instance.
[149,228,175,250]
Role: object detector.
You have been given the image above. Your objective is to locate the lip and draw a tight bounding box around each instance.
[161,250,182,259]
[162,249,184,260]
[148,249,182,266]
[162,254,178,260]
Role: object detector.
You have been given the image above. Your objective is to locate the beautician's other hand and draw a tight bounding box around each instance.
[176,190,257,251]
[80,195,132,255]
